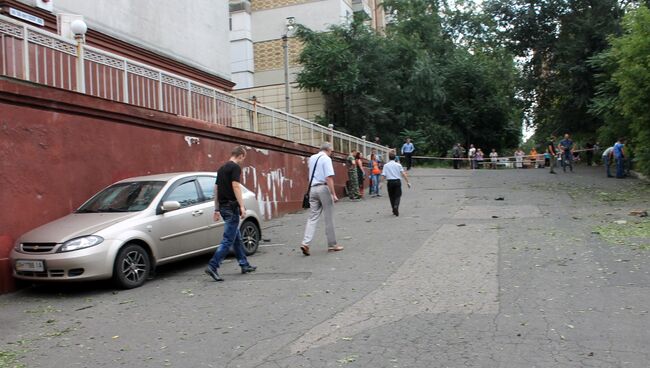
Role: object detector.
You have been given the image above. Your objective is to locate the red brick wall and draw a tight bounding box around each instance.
[0,77,348,293]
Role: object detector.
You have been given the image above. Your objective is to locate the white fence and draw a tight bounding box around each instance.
[0,14,387,157]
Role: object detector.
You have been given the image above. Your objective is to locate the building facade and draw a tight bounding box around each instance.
[6,0,233,88]
[229,0,384,121]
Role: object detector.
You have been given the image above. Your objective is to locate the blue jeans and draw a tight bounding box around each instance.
[615,156,625,178]
[208,206,250,270]
[562,151,573,171]
[603,156,612,177]
[370,174,380,195]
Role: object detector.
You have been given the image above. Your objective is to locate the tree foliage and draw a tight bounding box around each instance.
[295,0,650,172]
[486,0,623,141]
[591,5,650,175]
[295,2,521,155]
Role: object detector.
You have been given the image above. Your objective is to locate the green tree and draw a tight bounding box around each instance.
[296,0,522,155]
[592,5,650,175]
[486,0,623,141]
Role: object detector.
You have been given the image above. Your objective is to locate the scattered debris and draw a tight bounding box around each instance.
[457,224,466,227]
[494,197,505,201]
[629,210,648,217]
[492,215,499,219]
[614,220,627,225]
[337,355,358,364]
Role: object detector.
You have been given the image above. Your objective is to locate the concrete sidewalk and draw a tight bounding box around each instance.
[0,166,648,368]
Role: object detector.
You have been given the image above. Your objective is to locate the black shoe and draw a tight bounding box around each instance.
[241,265,257,274]
[393,208,399,216]
[205,266,224,282]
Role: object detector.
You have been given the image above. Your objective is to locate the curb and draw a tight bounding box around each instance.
[630,170,649,182]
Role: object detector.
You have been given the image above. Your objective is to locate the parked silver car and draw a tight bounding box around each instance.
[10,172,262,289]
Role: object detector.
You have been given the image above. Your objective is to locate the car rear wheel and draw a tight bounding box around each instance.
[240,220,260,256]
[113,244,150,289]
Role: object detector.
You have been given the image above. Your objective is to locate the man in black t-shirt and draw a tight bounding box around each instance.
[547,135,558,174]
[206,146,256,282]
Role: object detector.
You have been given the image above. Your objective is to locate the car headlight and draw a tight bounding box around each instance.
[58,236,104,252]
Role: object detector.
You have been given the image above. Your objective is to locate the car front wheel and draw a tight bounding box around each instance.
[113,243,150,289]
[240,220,260,256]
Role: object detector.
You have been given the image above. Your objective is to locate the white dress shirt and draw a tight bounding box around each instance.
[382,160,404,180]
[308,152,335,186]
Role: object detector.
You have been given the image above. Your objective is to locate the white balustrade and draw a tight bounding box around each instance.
[0,14,388,157]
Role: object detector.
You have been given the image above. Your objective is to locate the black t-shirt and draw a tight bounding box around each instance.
[547,141,556,155]
[216,161,241,205]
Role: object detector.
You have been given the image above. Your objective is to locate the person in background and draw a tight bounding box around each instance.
[382,151,411,217]
[544,149,551,167]
[205,146,257,282]
[515,148,525,169]
[451,143,462,169]
[613,138,626,179]
[468,144,476,169]
[369,148,383,163]
[368,153,382,197]
[300,142,343,256]
[355,151,366,198]
[475,148,484,169]
[529,147,538,168]
[585,141,594,166]
[559,133,574,172]
[547,136,558,174]
[347,150,360,200]
[401,138,415,170]
[489,149,499,169]
[601,145,614,178]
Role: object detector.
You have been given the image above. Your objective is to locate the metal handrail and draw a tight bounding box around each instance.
[0,14,389,158]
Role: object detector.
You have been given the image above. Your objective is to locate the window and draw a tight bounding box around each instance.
[197,176,216,201]
[165,181,200,208]
[77,181,165,213]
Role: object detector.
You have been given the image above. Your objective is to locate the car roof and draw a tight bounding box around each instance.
[115,172,217,183]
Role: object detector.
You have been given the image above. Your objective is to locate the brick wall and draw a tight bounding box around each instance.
[251,0,312,11]
[233,83,325,122]
[254,38,303,72]
[0,76,347,293]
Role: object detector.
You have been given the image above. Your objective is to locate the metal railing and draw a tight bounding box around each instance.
[0,14,387,158]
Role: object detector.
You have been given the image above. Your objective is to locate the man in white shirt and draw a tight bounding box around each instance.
[300,142,344,256]
[381,151,411,217]
[468,144,477,169]
[602,145,614,178]
[401,138,415,170]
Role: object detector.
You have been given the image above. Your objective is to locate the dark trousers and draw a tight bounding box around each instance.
[404,153,413,170]
[387,179,402,214]
[453,157,460,169]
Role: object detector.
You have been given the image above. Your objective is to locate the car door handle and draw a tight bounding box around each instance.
[192,210,204,216]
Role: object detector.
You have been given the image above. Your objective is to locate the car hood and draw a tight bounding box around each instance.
[19,212,140,243]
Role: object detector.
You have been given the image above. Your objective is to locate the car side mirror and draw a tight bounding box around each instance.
[161,201,181,212]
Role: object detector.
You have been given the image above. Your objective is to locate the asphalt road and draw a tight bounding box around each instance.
[1,165,649,368]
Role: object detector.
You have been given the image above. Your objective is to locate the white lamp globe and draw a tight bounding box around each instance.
[70,19,88,36]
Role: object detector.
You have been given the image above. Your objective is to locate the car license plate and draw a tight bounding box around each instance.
[15,260,45,272]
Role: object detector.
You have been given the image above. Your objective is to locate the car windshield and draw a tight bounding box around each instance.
[77,181,165,213]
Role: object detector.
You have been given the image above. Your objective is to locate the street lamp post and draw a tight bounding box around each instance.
[283,17,296,114]
[71,19,88,94]
[282,35,290,114]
